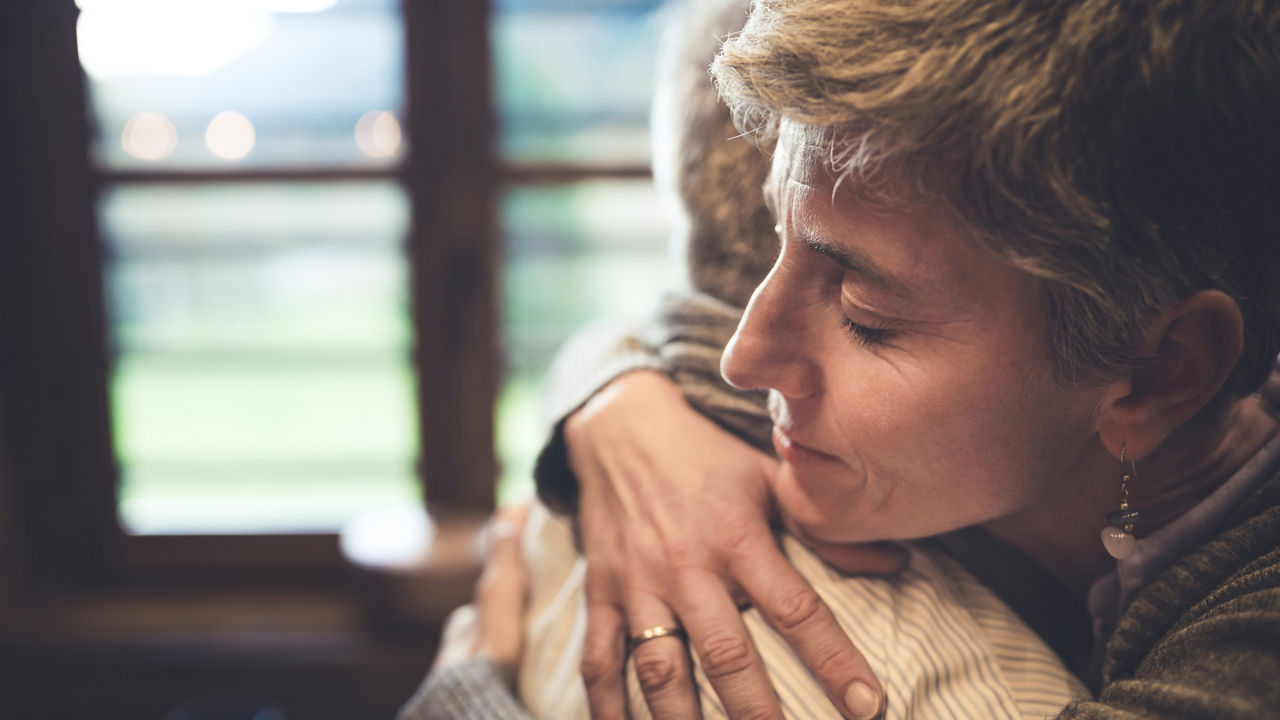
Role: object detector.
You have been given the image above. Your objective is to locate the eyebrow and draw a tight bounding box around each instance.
[800,231,916,299]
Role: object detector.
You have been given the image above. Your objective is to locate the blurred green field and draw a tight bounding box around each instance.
[112,180,672,534]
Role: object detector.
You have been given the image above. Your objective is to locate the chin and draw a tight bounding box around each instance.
[772,462,874,543]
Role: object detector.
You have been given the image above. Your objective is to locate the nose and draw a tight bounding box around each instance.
[721,261,822,398]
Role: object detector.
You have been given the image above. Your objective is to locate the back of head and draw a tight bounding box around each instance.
[654,0,777,308]
[714,0,1280,396]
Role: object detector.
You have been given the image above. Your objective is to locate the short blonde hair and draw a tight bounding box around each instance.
[714,0,1280,394]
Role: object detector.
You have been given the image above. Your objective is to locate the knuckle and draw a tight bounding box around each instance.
[697,631,756,680]
[661,540,699,572]
[809,645,853,681]
[772,586,825,632]
[584,566,614,599]
[580,644,621,686]
[636,537,673,572]
[710,516,756,553]
[632,649,683,695]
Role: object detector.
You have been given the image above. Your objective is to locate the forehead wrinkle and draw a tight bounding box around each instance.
[773,121,983,317]
[782,168,925,300]
[781,170,964,316]
[799,230,916,301]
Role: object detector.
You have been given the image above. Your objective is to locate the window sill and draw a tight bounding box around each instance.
[341,507,489,628]
[0,510,487,719]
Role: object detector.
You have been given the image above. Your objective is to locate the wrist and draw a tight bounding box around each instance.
[564,369,677,449]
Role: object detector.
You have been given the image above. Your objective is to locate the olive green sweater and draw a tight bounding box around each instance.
[1058,471,1280,719]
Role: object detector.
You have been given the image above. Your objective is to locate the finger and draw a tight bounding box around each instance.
[476,511,528,596]
[473,506,530,670]
[676,573,783,720]
[582,599,628,720]
[480,502,530,559]
[626,594,701,719]
[473,538,528,668]
[731,536,886,720]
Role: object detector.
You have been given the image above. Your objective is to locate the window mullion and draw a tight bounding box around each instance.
[403,0,498,512]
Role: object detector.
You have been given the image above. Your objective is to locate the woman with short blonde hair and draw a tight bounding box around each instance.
[562,1,1280,718]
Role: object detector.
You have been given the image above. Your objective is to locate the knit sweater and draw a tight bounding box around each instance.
[1060,470,1280,719]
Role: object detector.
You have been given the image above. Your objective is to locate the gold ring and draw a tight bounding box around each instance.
[628,625,688,651]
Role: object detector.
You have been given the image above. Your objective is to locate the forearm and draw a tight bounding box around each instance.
[533,290,769,514]
[533,319,665,515]
[651,291,772,451]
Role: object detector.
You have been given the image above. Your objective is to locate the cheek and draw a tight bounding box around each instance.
[769,269,1095,541]
[898,376,1097,535]
[782,347,1087,541]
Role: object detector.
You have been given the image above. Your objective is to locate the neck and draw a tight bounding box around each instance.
[982,395,1278,599]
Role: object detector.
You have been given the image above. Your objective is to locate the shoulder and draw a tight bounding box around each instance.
[1095,471,1280,717]
[1119,467,1280,653]
[399,658,529,720]
[691,539,1088,720]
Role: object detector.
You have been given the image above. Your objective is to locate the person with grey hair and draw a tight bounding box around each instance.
[556,1,1280,719]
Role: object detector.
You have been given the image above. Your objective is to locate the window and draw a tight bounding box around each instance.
[4,0,673,571]
[494,0,673,501]
[80,0,416,534]
[1,0,673,715]
[2,0,496,583]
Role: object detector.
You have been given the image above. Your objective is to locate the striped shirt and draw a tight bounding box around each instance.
[517,502,1088,720]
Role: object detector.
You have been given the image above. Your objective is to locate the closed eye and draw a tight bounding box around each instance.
[840,315,895,346]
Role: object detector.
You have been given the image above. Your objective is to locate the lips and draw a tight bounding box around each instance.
[772,425,841,465]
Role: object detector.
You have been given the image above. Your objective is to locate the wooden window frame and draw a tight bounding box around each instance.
[0,4,502,715]
[0,3,678,717]
[0,1,667,716]
[0,1,496,592]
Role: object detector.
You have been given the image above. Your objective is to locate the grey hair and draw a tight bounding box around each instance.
[653,0,777,307]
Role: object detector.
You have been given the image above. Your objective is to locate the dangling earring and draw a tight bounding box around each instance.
[1100,443,1142,559]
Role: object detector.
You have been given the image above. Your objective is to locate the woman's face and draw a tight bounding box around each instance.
[722,121,1109,543]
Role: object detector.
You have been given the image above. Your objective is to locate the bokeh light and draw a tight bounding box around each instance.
[354,110,402,159]
[205,111,256,160]
[121,112,177,161]
[340,506,435,570]
[77,6,274,80]
[75,0,340,80]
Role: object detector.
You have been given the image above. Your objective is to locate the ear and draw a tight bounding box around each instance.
[1096,289,1244,460]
